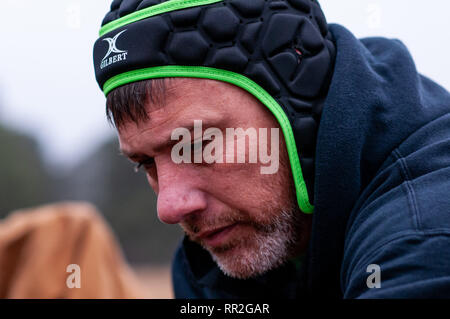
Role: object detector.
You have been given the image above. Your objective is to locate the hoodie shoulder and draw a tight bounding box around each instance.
[308,24,450,297]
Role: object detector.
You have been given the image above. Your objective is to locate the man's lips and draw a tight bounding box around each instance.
[196,223,238,247]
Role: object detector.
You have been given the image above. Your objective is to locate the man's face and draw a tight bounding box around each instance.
[118,78,311,279]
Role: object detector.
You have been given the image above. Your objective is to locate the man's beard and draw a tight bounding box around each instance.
[180,200,304,279]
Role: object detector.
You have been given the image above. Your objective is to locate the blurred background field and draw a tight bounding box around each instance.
[0,0,449,298]
[134,266,173,299]
[0,127,184,264]
[0,127,179,297]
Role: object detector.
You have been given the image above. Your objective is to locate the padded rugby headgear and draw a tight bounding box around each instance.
[93,0,336,214]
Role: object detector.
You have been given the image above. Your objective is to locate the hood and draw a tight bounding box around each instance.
[172,23,450,298]
[308,23,450,297]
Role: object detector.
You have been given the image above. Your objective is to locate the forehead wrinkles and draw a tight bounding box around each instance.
[167,78,237,105]
[118,79,230,146]
[118,106,181,149]
[117,79,195,135]
[146,79,232,126]
[144,78,222,119]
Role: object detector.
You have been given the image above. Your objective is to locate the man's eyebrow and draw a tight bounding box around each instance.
[120,118,226,160]
[119,149,150,161]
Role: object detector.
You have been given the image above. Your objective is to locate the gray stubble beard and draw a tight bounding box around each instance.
[206,207,304,279]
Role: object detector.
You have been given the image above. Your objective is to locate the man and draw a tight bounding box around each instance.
[93,0,450,298]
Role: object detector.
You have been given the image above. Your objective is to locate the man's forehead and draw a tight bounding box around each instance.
[139,78,227,115]
[121,86,226,129]
[116,77,274,156]
[164,77,229,100]
[117,79,234,152]
[120,78,242,127]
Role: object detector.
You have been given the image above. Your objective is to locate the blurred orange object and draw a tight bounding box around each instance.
[0,202,150,299]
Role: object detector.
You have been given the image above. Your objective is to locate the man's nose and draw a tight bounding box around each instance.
[156,164,207,224]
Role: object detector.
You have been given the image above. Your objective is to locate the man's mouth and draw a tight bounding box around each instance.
[196,223,238,248]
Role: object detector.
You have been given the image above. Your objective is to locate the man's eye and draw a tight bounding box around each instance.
[191,139,204,154]
[134,158,155,173]
[190,138,214,161]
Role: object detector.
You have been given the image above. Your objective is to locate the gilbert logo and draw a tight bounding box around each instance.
[100,29,128,69]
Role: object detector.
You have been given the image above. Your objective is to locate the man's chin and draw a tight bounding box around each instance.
[209,245,267,279]
[185,207,303,279]
[205,239,287,280]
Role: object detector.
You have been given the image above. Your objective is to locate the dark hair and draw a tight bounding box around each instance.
[106,78,167,129]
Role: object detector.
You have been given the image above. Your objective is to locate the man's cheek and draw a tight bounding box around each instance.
[259,128,280,175]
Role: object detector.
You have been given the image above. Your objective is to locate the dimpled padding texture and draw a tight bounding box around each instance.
[94,0,336,203]
[102,0,167,25]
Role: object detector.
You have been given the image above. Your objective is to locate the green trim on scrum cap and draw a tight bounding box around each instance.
[100,0,224,37]
[103,66,314,214]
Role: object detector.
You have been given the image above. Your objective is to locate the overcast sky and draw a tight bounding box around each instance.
[0,0,449,167]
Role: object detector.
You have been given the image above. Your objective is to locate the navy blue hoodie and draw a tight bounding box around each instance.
[172,24,450,298]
